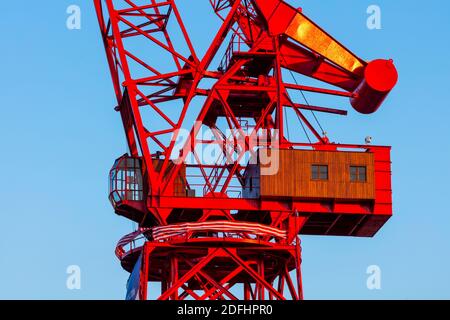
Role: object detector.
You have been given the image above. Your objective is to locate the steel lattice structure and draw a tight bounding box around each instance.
[95,0,398,300]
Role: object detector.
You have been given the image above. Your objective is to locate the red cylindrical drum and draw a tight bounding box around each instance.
[350,59,398,114]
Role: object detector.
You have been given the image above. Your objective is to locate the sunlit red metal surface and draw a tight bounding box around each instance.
[95,0,397,300]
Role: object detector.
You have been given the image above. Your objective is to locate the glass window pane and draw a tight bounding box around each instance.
[350,166,367,182]
[312,165,318,179]
[322,166,328,180]
[359,167,367,182]
[312,165,328,180]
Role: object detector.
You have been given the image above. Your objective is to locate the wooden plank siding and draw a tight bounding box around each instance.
[251,149,376,200]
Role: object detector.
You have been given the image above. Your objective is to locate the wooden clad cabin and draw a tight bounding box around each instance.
[243,149,377,200]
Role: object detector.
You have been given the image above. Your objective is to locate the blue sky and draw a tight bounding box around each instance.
[0,0,449,299]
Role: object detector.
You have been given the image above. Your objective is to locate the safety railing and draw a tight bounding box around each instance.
[175,168,260,199]
[115,221,287,259]
[218,32,249,72]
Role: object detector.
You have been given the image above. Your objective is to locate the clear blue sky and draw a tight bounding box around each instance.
[0,0,449,299]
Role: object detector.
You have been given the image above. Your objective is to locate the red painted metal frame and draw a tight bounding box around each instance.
[94,0,396,300]
[134,237,304,300]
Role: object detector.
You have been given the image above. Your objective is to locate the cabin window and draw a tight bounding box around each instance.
[312,165,328,180]
[350,166,367,182]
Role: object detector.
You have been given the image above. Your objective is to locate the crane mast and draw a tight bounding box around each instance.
[95,0,397,300]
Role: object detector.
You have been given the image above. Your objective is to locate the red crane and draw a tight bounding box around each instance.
[95,0,397,300]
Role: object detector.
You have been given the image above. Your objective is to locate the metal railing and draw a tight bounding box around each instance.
[218,32,249,72]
